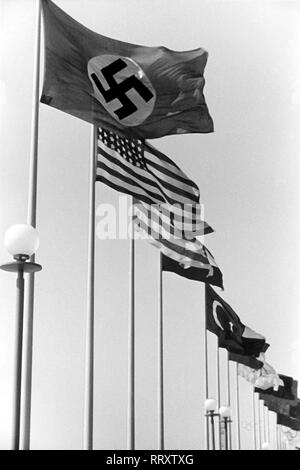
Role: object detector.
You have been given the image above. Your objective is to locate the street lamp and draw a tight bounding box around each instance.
[205,398,218,450]
[0,224,42,450]
[219,405,232,450]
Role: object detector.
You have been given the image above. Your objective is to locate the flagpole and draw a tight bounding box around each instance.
[158,252,164,450]
[266,407,271,444]
[83,124,97,450]
[226,354,232,449]
[204,284,210,450]
[262,403,266,443]
[20,0,42,450]
[276,425,280,450]
[252,390,257,450]
[235,363,241,450]
[257,397,262,449]
[216,344,221,449]
[127,196,135,450]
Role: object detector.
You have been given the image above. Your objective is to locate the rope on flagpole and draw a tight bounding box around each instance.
[20,0,42,450]
[235,362,241,450]
[127,196,135,450]
[83,124,97,450]
[158,253,164,450]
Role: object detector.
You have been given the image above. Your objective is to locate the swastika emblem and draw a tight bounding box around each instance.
[88,55,156,126]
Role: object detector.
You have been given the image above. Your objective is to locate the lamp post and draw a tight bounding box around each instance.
[0,224,41,450]
[219,406,232,450]
[205,398,218,450]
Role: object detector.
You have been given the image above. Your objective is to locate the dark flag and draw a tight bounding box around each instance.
[41,0,214,139]
[277,413,300,432]
[255,375,298,404]
[290,400,300,420]
[229,352,263,370]
[206,284,267,356]
[162,253,223,289]
[263,395,290,416]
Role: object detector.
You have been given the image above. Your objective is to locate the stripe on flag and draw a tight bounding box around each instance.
[96,127,211,236]
[134,201,220,279]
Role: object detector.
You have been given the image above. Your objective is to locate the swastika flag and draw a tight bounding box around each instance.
[40,0,214,139]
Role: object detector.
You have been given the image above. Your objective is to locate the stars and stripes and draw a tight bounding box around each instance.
[133,200,222,286]
[96,128,210,237]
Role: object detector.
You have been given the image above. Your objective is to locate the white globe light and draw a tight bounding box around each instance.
[205,398,217,412]
[219,405,231,418]
[262,442,271,450]
[4,224,39,257]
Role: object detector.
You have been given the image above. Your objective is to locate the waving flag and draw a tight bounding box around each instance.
[206,285,268,356]
[277,413,300,432]
[290,401,300,420]
[256,375,298,405]
[162,254,223,288]
[229,352,263,370]
[237,354,283,390]
[264,397,290,416]
[134,201,223,288]
[41,0,214,139]
[97,128,210,238]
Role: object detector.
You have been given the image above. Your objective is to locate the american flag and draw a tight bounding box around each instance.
[134,200,220,278]
[96,128,211,236]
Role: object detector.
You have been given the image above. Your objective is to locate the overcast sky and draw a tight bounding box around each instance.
[0,0,300,450]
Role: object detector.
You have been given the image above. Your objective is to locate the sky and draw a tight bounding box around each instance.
[0,0,300,450]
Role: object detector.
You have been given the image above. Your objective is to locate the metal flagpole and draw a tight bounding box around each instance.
[235,363,241,450]
[83,125,97,450]
[216,344,222,449]
[127,196,135,450]
[257,396,262,450]
[12,268,25,449]
[276,425,280,450]
[267,408,271,444]
[204,284,210,450]
[262,402,266,443]
[226,354,232,449]
[20,0,42,450]
[252,390,257,450]
[158,253,164,450]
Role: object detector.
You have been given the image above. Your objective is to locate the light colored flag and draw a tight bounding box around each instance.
[238,353,284,391]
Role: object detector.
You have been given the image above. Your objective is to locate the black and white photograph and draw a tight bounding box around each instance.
[0,0,299,453]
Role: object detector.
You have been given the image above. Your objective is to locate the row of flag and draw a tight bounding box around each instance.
[40,0,299,443]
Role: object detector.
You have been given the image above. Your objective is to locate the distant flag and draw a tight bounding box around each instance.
[277,413,300,432]
[229,352,263,370]
[290,400,300,421]
[206,285,268,356]
[252,355,283,391]
[162,254,223,288]
[263,396,290,417]
[237,354,283,390]
[134,201,223,288]
[97,128,210,238]
[40,0,214,139]
[255,375,298,405]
